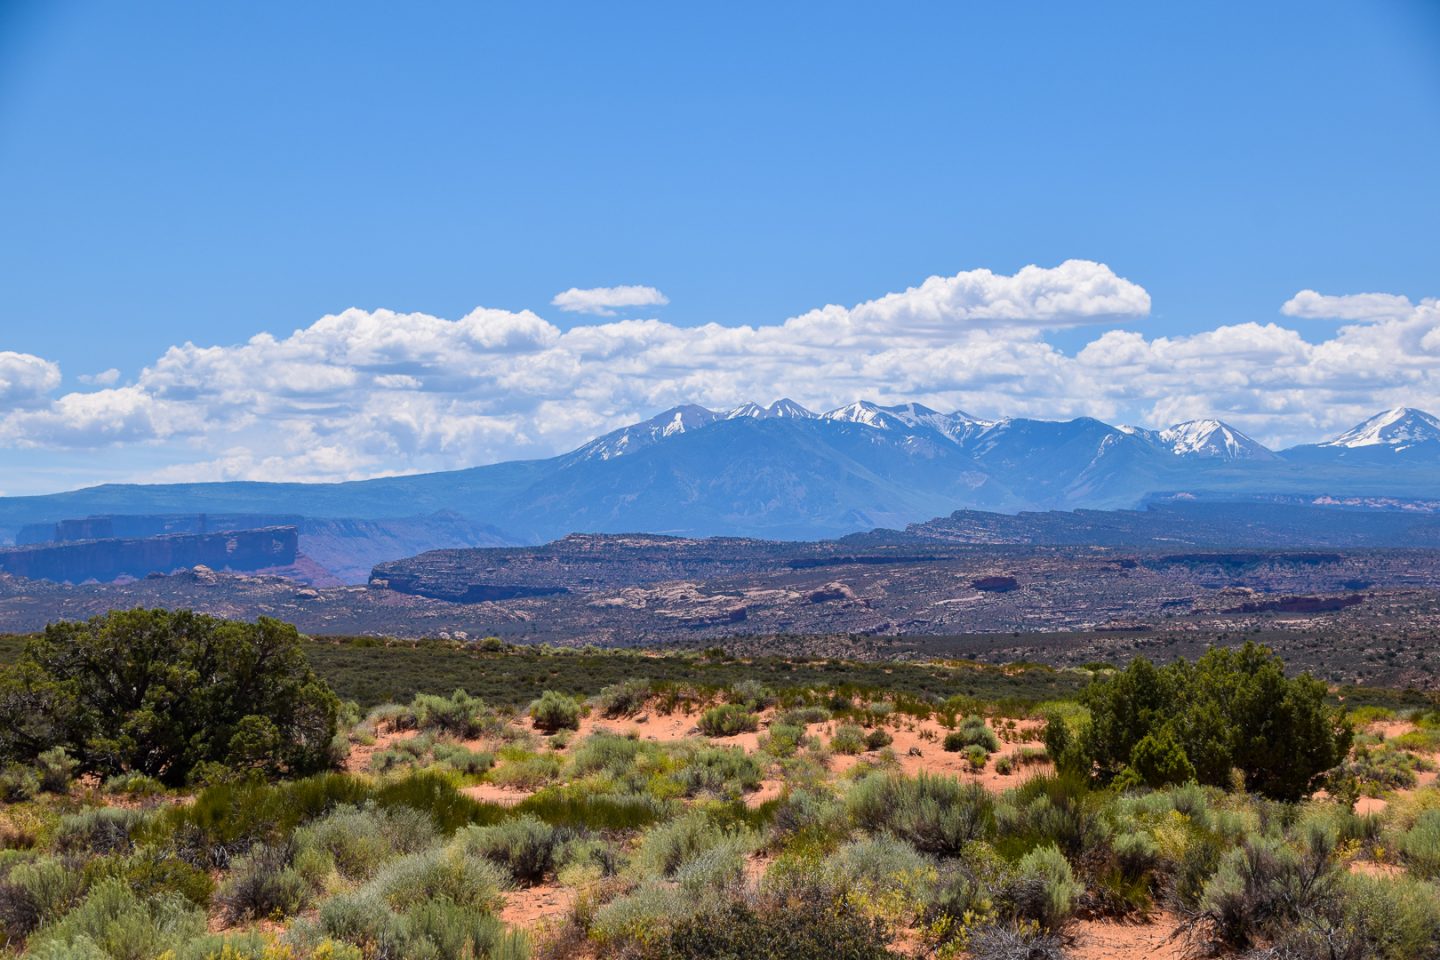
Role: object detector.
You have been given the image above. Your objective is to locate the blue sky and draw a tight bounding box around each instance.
[1,0,1439,494]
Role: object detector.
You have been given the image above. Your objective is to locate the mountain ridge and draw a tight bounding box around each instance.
[2,403,1438,545]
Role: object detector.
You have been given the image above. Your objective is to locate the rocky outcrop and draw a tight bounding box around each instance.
[0,527,298,584]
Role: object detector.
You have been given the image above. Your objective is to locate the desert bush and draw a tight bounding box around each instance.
[729,680,776,711]
[491,750,564,790]
[830,724,867,755]
[637,811,732,878]
[55,807,146,855]
[770,787,846,844]
[594,679,653,718]
[294,803,437,882]
[777,706,831,727]
[1006,844,1082,931]
[432,742,495,776]
[0,856,86,942]
[368,843,509,914]
[1401,809,1440,878]
[698,704,759,738]
[943,716,999,754]
[864,729,893,751]
[461,815,562,885]
[993,772,1106,861]
[847,773,995,856]
[0,765,37,803]
[673,745,763,799]
[1198,830,1340,951]
[102,772,165,799]
[529,691,581,733]
[964,922,1064,960]
[825,836,935,913]
[34,747,77,794]
[759,723,805,758]
[216,843,309,923]
[965,745,989,771]
[0,609,339,785]
[25,877,206,960]
[412,689,493,738]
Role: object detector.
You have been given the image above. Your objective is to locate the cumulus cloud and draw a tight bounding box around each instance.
[1281,289,1415,322]
[551,284,670,316]
[786,259,1151,338]
[79,368,121,386]
[0,351,61,408]
[4,263,1440,485]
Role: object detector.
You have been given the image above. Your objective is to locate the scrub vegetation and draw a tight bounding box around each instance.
[0,612,1438,959]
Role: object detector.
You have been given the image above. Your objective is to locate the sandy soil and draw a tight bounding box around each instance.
[1069,913,1188,960]
[499,882,576,927]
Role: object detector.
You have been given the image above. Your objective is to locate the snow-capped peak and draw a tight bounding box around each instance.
[1323,407,1440,450]
[822,400,896,428]
[570,404,720,462]
[726,398,817,420]
[1158,419,1276,461]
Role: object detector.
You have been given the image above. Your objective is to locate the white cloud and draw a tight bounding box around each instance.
[79,368,121,386]
[1281,289,1415,322]
[4,265,1440,484]
[551,285,670,316]
[0,351,61,408]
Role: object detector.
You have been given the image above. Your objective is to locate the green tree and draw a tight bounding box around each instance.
[0,609,339,785]
[1078,643,1350,801]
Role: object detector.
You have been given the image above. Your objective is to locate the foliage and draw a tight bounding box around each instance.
[528,691,581,733]
[846,773,994,856]
[0,609,339,786]
[1079,643,1351,800]
[698,705,759,737]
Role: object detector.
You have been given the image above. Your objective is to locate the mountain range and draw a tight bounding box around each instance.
[2,403,1439,556]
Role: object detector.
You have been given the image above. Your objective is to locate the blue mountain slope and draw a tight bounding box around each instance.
[3,403,1439,544]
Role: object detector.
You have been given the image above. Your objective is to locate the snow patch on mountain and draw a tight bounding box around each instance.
[1322,407,1440,450]
[1158,420,1276,461]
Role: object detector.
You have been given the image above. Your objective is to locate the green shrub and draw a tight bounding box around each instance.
[0,856,86,941]
[491,751,563,790]
[34,747,77,794]
[1080,644,1351,801]
[215,843,309,923]
[1121,723,1196,789]
[368,844,508,913]
[659,879,894,960]
[55,807,146,855]
[943,716,1000,755]
[1010,844,1082,931]
[965,746,988,771]
[460,815,562,886]
[847,772,995,855]
[25,878,205,960]
[294,803,438,881]
[0,609,339,786]
[864,729,893,751]
[432,742,495,776]
[830,724,866,755]
[0,764,37,802]
[412,689,494,738]
[595,679,653,718]
[672,745,763,798]
[102,772,165,798]
[698,705,759,738]
[528,691,581,733]
[1402,809,1440,879]
[637,811,731,878]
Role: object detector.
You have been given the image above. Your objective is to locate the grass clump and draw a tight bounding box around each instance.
[528,691,581,733]
[697,704,759,737]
